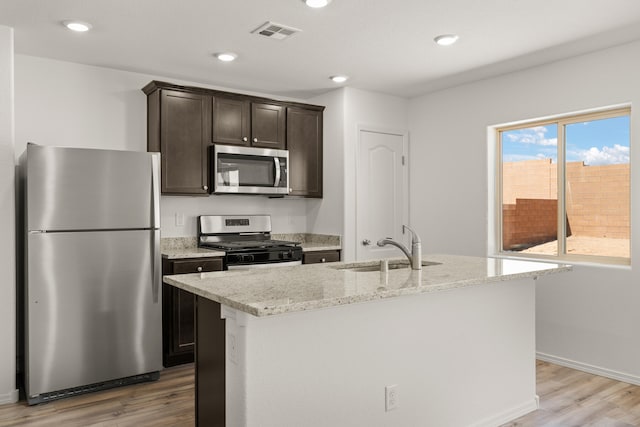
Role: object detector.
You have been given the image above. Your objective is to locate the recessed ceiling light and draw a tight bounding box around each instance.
[304,0,332,8]
[63,20,92,32]
[330,75,348,83]
[434,34,459,46]
[215,52,238,62]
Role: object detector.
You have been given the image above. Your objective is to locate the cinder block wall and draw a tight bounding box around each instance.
[503,199,558,249]
[502,159,629,248]
[565,162,630,239]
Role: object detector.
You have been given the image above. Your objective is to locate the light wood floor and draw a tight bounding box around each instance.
[1,360,639,426]
[504,360,640,427]
[0,364,195,427]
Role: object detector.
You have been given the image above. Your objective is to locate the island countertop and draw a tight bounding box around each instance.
[163,254,571,317]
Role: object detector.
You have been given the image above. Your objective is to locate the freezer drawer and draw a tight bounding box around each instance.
[26,230,162,398]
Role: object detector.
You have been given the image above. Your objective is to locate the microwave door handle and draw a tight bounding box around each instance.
[274,157,281,187]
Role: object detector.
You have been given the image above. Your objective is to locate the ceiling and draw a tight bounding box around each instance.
[2,0,640,100]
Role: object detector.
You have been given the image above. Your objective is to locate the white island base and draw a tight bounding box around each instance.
[218,277,536,427]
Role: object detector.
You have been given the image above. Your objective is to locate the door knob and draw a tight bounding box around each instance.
[362,239,371,246]
[242,137,248,142]
[253,137,258,143]
[203,185,208,190]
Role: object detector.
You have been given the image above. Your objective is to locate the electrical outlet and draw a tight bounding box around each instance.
[385,384,398,411]
[175,212,185,227]
[228,333,237,363]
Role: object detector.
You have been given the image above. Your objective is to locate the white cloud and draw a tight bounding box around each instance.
[503,153,553,162]
[571,144,629,165]
[505,126,557,147]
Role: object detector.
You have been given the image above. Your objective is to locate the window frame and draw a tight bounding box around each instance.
[494,106,631,266]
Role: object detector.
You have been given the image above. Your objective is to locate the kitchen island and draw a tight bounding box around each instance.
[164,254,571,427]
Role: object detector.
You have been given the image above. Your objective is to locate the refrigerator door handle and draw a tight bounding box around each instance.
[151,154,160,228]
[151,229,160,303]
[150,154,161,304]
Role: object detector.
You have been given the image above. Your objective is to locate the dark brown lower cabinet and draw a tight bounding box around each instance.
[195,297,226,427]
[162,257,223,367]
[302,250,341,264]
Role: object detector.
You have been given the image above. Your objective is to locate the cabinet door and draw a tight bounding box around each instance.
[212,97,250,146]
[252,102,286,149]
[287,107,323,197]
[160,90,212,194]
[162,257,223,367]
[171,287,195,355]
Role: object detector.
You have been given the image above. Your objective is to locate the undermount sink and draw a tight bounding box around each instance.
[333,260,442,273]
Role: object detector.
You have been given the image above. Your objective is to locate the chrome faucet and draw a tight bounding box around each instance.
[377,225,422,270]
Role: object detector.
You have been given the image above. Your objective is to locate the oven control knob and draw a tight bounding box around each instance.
[245,254,255,263]
[229,254,242,264]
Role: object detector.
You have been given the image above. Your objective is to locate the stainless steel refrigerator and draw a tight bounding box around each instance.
[20,144,162,405]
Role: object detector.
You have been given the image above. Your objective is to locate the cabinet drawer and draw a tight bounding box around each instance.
[171,258,223,274]
[303,250,340,264]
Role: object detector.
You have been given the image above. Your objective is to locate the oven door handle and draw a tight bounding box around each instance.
[274,157,281,187]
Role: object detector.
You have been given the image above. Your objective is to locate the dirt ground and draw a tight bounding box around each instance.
[522,236,630,258]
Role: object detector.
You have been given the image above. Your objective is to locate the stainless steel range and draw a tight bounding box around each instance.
[198,215,302,268]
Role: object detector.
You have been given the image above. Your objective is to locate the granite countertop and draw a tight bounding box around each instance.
[161,237,224,259]
[162,247,225,259]
[272,233,341,252]
[161,234,341,259]
[163,254,571,317]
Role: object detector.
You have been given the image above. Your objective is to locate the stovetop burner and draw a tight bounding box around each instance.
[200,239,300,251]
[197,215,303,266]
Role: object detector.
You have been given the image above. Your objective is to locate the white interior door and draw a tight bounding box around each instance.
[356,127,408,261]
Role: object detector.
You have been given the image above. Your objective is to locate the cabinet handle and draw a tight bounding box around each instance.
[253,137,258,143]
[242,137,248,142]
[197,266,203,272]
[203,185,208,190]
[321,258,326,263]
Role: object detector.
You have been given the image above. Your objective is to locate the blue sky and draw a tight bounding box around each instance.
[502,115,630,165]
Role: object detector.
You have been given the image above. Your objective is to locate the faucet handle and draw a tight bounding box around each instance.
[403,225,421,244]
[377,238,393,247]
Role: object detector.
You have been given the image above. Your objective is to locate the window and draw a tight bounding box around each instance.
[497,107,630,265]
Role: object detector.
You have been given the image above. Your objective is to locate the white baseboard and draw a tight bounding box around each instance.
[0,389,19,405]
[537,352,640,386]
[469,395,539,427]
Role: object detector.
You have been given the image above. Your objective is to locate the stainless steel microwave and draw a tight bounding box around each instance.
[212,144,289,195]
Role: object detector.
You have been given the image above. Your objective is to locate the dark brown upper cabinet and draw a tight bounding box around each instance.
[213,97,286,149]
[212,97,250,146]
[143,81,324,197]
[251,102,286,149]
[287,107,323,197]
[144,83,212,195]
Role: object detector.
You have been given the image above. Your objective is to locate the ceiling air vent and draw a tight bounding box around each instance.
[251,21,302,40]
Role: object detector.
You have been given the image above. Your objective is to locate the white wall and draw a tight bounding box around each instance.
[409,40,640,382]
[0,25,18,404]
[14,55,311,236]
[305,87,409,260]
[306,88,346,236]
[227,278,537,427]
